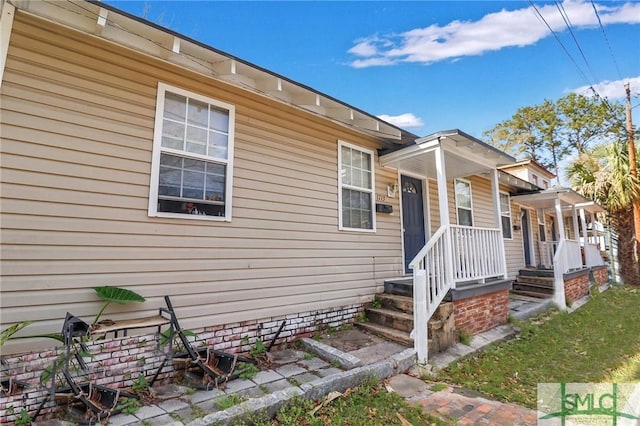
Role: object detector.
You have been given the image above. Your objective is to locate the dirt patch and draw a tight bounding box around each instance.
[317,328,385,352]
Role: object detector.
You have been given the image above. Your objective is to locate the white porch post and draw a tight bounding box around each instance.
[434,145,453,284]
[572,205,580,242]
[554,198,567,309]
[579,208,592,268]
[414,270,428,364]
[490,169,508,279]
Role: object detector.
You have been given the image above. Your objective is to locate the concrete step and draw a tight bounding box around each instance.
[375,293,413,314]
[383,278,413,297]
[355,322,413,347]
[365,307,413,332]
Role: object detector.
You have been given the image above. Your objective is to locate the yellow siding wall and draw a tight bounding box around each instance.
[0,13,403,352]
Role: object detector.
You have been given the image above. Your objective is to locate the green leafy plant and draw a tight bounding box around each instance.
[116,397,141,415]
[371,299,382,309]
[215,394,245,410]
[13,408,31,426]
[250,339,267,359]
[458,329,472,346]
[131,374,149,395]
[93,286,146,324]
[0,322,32,347]
[430,383,448,392]
[236,362,259,380]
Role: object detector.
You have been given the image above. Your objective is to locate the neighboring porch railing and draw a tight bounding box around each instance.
[583,243,604,267]
[410,224,506,363]
[552,239,583,308]
[539,241,557,269]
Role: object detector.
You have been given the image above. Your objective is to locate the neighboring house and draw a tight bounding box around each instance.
[0,3,609,419]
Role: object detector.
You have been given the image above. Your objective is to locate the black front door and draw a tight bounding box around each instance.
[522,209,532,266]
[401,175,426,274]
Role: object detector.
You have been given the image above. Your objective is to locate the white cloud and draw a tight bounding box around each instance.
[348,1,640,67]
[377,113,424,128]
[572,76,640,99]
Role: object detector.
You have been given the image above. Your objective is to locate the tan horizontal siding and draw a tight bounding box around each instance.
[0,12,403,352]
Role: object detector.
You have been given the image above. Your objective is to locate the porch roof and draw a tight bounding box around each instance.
[10,0,411,144]
[379,129,515,180]
[512,188,605,214]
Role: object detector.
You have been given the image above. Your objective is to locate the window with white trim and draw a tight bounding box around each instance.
[338,141,375,231]
[499,192,512,239]
[538,211,546,242]
[454,179,473,226]
[149,83,234,220]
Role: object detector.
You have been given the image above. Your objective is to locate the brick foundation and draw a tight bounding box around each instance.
[453,289,510,336]
[0,303,362,424]
[591,265,608,286]
[564,270,590,303]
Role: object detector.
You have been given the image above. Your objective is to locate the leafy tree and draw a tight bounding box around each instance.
[556,93,625,154]
[484,94,625,183]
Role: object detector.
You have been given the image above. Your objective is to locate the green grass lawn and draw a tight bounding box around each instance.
[437,285,640,408]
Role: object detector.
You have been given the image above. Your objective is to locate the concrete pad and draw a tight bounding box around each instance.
[251,369,283,385]
[275,363,308,378]
[387,374,429,398]
[349,341,406,365]
[150,384,188,400]
[236,386,266,399]
[317,328,384,352]
[224,378,255,393]
[266,349,305,365]
[189,388,224,404]
[314,367,343,377]
[105,413,139,426]
[288,372,320,386]
[262,379,292,393]
[134,404,166,420]
[297,357,330,371]
[158,398,190,413]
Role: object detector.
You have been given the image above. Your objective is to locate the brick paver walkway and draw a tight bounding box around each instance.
[415,388,537,425]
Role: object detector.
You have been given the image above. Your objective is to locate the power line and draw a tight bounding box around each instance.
[590,0,624,81]
[554,1,599,86]
[528,1,592,88]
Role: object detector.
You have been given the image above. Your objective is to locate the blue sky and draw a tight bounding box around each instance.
[105,1,639,141]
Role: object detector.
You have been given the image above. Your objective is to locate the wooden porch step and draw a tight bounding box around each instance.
[515,276,554,287]
[376,293,413,314]
[364,307,413,333]
[511,289,552,299]
[518,269,554,278]
[355,322,413,347]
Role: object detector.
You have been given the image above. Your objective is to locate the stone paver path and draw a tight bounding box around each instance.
[416,388,537,425]
[389,374,537,426]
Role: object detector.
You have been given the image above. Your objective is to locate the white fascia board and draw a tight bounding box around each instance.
[0,2,15,89]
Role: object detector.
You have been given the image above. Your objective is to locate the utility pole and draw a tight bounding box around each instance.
[625,82,640,245]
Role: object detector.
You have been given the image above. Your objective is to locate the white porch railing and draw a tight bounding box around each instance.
[410,224,506,363]
[450,225,504,282]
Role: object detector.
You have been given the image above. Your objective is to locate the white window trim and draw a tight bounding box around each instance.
[338,140,376,232]
[454,178,473,227]
[148,83,235,221]
[500,191,513,240]
[538,211,547,242]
